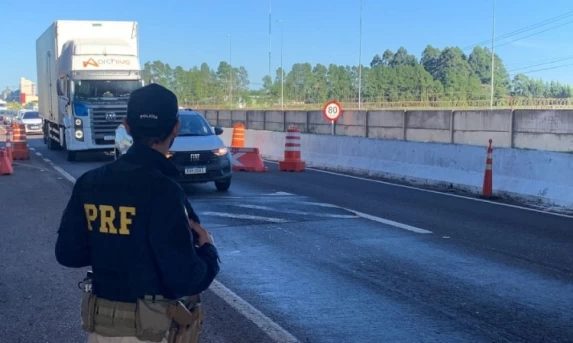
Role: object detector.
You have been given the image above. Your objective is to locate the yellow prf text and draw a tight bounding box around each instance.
[83,204,136,235]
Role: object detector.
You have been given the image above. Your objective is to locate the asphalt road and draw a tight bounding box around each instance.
[13,136,573,342]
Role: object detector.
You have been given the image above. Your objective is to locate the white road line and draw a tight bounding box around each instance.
[28,147,35,151]
[46,161,301,343]
[342,208,432,234]
[52,164,76,183]
[35,152,42,156]
[201,211,288,223]
[210,282,301,343]
[43,158,51,163]
[269,191,293,196]
[264,160,573,219]
[235,204,359,219]
[298,201,342,208]
[237,198,431,234]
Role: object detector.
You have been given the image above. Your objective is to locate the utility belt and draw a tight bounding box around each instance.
[79,272,205,343]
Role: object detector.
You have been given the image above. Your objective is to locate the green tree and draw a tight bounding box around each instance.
[139,43,573,109]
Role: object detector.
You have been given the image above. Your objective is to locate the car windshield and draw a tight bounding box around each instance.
[178,114,213,136]
[23,111,40,119]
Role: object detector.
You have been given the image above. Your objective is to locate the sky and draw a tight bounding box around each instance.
[2,0,573,90]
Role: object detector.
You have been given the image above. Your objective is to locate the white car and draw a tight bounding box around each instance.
[19,110,43,135]
[114,109,232,191]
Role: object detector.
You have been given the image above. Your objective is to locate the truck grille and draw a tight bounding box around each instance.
[169,150,218,166]
[90,105,127,145]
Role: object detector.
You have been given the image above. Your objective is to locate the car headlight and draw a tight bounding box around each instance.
[75,130,83,139]
[213,147,228,156]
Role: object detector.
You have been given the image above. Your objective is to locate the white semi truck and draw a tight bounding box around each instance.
[36,20,144,161]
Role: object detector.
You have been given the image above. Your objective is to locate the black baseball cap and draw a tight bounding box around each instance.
[126,83,179,136]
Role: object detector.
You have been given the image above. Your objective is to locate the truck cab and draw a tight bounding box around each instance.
[37,21,143,161]
[56,39,143,158]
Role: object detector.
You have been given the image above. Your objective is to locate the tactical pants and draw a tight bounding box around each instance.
[87,333,167,343]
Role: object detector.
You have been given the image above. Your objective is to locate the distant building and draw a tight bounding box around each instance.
[20,77,36,97]
[3,77,39,104]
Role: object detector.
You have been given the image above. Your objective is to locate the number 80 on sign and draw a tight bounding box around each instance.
[322,100,343,121]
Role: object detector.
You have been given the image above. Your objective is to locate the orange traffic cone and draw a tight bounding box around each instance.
[482,139,493,198]
[231,123,245,147]
[279,126,305,172]
[0,148,13,175]
[11,123,29,160]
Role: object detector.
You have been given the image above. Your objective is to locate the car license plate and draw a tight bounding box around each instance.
[104,135,115,141]
[185,166,206,175]
[30,125,39,129]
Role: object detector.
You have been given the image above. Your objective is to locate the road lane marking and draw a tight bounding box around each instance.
[270,191,293,195]
[44,159,302,343]
[210,282,301,343]
[201,211,288,223]
[298,201,343,208]
[238,197,431,234]
[264,160,573,219]
[235,203,359,219]
[342,208,432,234]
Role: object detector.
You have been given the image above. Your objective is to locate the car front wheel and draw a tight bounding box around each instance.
[215,178,231,192]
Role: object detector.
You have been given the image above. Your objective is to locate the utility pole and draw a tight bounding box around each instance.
[490,0,496,110]
[226,34,232,104]
[358,0,363,110]
[269,0,272,78]
[277,19,284,110]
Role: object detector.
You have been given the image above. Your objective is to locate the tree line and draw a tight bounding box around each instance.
[140,45,573,108]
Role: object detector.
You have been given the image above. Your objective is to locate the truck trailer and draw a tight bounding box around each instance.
[36,20,143,161]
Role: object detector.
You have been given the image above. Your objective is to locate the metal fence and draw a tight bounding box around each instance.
[186,97,573,111]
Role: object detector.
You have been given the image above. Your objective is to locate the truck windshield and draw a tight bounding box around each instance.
[73,80,141,99]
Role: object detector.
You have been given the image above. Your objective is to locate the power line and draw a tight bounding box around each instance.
[462,9,573,51]
[495,19,573,48]
[508,55,573,73]
[504,54,573,68]
[419,13,573,82]
[520,62,573,75]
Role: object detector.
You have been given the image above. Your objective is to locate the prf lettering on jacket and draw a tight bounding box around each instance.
[83,204,136,235]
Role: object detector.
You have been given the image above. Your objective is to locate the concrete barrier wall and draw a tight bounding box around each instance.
[219,128,573,209]
[200,109,573,152]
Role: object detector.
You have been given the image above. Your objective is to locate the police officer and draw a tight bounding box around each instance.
[55,83,220,343]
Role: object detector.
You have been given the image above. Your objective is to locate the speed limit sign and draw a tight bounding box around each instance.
[322,100,342,121]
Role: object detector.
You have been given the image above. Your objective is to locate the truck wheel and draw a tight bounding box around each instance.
[215,178,231,192]
[47,136,61,150]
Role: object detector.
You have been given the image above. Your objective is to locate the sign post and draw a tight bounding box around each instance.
[322,100,343,135]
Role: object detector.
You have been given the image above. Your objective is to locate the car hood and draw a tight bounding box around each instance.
[21,118,42,125]
[169,135,225,152]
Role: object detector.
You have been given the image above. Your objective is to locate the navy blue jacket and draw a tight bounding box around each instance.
[55,143,220,302]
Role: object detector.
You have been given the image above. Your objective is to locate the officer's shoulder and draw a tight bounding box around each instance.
[73,166,101,189]
[146,169,186,197]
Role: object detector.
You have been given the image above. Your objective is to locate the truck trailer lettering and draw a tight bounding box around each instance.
[82,58,131,68]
